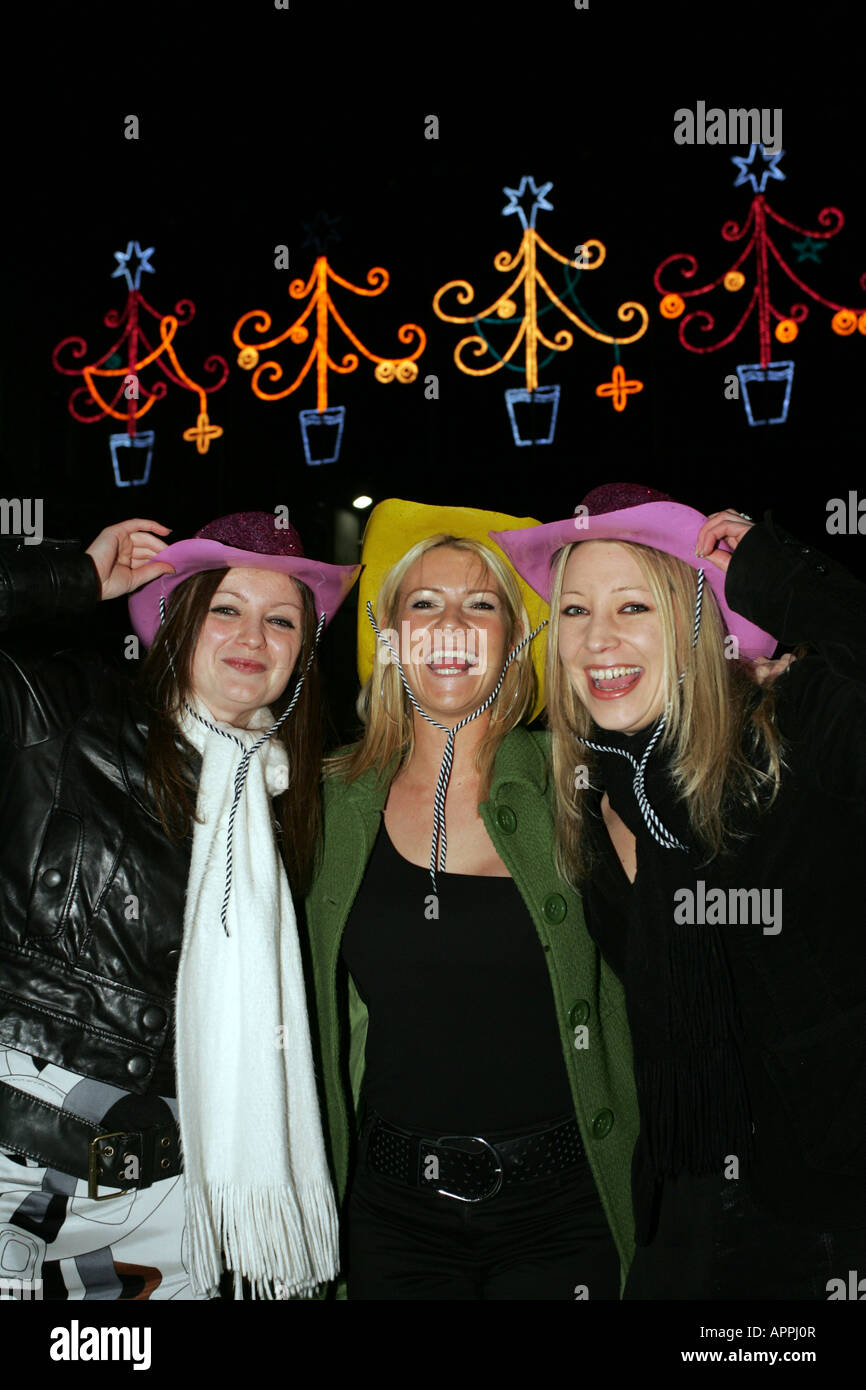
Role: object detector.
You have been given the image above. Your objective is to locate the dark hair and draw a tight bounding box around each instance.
[137,569,323,897]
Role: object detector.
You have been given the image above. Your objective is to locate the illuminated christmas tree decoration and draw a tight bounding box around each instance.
[301,211,342,254]
[736,362,794,427]
[53,246,228,484]
[659,294,686,318]
[112,240,156,292]
[655,147,865,426]
[791,236,826,265]
[183,410,224,454]
[232,255,426,466]
[434,177,649,446]
[298,406,345,467]
[501,176,555,230]
[109,429,155,489]
[595,364,644,412]
[504,384,560,448]
[731,143,786,195]
[832,310,858,336]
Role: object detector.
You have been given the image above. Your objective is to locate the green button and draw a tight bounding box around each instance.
[592,1109,614,1139]
[542,893,567,924]
[569,1000,590,1027]
[496,805,517,834]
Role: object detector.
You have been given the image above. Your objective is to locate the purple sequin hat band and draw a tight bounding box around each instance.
[195,512,306,556]
[128,510,359,648]
[579,482,675,514]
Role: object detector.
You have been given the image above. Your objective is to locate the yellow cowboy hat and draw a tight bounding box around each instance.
[357,499,548,720]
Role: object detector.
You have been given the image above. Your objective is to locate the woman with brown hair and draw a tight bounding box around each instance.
[305,499,639,1300]
[0,511,357,1300]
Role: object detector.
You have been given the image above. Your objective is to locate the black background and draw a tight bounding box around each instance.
[1,0,864,737]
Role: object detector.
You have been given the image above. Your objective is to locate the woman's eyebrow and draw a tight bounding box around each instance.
[215,589,302,609]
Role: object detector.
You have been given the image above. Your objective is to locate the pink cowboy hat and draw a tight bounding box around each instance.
[491,482,777,660]
[129,511,360,647]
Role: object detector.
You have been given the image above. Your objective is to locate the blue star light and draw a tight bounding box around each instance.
[112,241,156,292]
[731,144,786,195]
[501,176,554,231]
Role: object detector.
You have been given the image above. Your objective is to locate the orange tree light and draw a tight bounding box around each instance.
[232,255,426,465]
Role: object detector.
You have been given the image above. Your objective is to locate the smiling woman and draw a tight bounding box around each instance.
[495,482,866,1299]
[0,510,359,1301]
[557,541,668,734]
[397,548,507,707]
[342,530,537,812]
[304,498,640,1302]
[190,569,305,727]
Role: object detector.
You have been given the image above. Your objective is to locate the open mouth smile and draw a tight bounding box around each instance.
[224,659,266,672]
[426,659,478,677]
[585,664,643,696]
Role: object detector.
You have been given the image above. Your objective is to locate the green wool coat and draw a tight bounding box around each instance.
[304,726,638,1290]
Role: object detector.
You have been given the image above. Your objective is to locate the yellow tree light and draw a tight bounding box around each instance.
[433,176,649,445]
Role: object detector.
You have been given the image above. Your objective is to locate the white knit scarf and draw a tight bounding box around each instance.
[174,697,338,1299]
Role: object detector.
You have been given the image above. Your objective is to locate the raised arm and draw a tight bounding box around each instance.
[0,519,174,745]
[699,508,866,797]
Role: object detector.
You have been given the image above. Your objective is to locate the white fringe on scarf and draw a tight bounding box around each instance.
[175,700,339,1299]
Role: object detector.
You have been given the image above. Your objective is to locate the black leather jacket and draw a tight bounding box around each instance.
[0,540,191,1106]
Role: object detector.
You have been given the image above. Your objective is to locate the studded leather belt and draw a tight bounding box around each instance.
[366,1112,585,1203]
[0,1080,182,1200]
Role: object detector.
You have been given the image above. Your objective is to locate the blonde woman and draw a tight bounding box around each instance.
[494,483,866,1299]
[304,499,638,1300]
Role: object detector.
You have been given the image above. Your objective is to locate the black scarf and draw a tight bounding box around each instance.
[584,719,754,1181]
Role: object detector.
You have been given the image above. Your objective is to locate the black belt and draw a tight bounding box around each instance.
[366,1113,585,1202]
[0,1081,182,1200]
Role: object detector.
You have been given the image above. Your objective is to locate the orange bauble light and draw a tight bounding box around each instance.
[724,271,746,292]
[775,318,799,344]
[659,293,685,319]
[831,309,858,336]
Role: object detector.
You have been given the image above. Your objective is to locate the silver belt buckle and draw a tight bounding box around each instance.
[433,1134,503,1203]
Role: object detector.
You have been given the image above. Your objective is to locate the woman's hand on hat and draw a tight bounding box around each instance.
[695,510,755,573]
[748,652,796,686]
[86,519,175,601]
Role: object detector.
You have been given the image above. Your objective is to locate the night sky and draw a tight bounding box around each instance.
[1,2,865,1350]
[2,0,863,736]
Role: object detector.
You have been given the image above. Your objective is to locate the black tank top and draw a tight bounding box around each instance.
[341,820,574,1133]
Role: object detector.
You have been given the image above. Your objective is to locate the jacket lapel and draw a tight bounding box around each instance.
[319,769,388,941]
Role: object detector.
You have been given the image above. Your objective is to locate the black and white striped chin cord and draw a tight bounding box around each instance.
[366,601,548,893]
[576,567,705,853]
[160,595,326,934]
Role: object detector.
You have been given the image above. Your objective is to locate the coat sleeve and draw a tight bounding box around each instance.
[724,515,866,799]
[0,539,100,633]
[0,540,104,747]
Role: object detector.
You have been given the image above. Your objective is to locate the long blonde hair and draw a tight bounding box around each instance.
[547,540,785,886]
[331,535,538,794]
